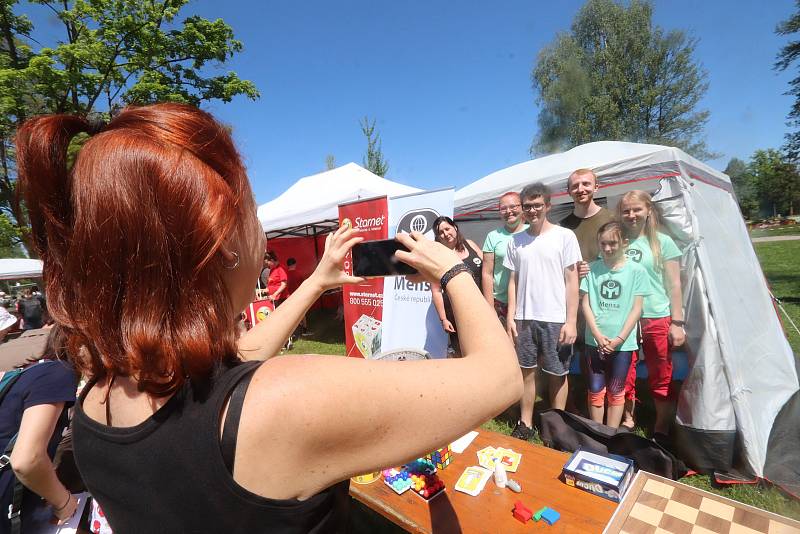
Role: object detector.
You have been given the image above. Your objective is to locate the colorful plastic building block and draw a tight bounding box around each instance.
[382,468,412,494]
[533,507,546,521]
[409,473,445,500]
[541,507,560,525]
[513,501,533,523]
[425,445,453,470]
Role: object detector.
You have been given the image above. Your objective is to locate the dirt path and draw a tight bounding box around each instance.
[751,235,800,243]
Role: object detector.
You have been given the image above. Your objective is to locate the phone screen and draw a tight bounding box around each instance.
[352,239,418,277]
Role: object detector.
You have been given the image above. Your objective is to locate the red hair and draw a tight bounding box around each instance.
[16,104,254,395]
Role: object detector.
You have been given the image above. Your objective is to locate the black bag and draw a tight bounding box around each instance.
[538,409,688,480]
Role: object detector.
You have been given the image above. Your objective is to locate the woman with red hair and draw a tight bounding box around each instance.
[15,103,521,532]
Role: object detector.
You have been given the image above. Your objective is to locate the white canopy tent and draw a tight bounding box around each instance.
[0,258,43,280]
[258,163,420,237]
[455,141,800,493]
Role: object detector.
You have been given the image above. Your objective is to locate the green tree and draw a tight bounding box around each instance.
[0,212,23,257]
[724,157,759,219]
[325,154,336,170]
[776,1,800,160]
[0,0,259,252]
[531,0,712,159]
[748,149,800,217]
[360,116,389,177]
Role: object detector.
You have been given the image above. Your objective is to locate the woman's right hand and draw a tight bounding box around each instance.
[441,318,456,333]
[394,232,461,283]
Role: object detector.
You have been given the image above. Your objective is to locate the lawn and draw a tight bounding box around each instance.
[283,239,800,523]
[749,225,800,239]
[755,240,800,353]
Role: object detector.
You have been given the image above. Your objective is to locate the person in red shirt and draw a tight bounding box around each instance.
[265,251,288,307]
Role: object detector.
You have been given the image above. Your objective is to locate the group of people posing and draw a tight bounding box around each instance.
[432,169,684,444]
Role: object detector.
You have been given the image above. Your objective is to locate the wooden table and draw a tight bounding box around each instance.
[349,430,617,533]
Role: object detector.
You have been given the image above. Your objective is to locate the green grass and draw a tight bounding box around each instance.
[286,241,800,523]
[754,240,800,352]
[749,225,800,238]
[283,308,347,355]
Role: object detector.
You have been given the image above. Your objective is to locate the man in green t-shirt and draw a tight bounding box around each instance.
[481,192,528,325]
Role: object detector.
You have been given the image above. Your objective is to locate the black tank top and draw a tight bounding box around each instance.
[72,361,348,533]
[442,243,483,322]
[460,243,483,286]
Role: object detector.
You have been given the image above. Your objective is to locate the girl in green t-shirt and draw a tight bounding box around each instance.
[618,190,685,442]
[580,222,649,428]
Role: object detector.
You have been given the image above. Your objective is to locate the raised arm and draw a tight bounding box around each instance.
[11,403,78,524]
[481,252,495,306]
[664,259,685,347]
[234,232,522,501]
[238,227,364,361]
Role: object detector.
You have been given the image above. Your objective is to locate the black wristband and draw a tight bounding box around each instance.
[440,264,471,292]
[671,319,685,327]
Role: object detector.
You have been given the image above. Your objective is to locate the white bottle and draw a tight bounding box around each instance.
[494,462,507,488]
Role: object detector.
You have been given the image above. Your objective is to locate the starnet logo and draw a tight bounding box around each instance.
[354,215,386,231]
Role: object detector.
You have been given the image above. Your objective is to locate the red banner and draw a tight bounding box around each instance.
[339,197,388,358]
[243,298,274,330]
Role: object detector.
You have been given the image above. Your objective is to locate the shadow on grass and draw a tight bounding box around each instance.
[303,308,346,344]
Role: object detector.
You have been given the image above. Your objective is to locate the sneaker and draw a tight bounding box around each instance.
[511,421,533,441]
[285,337,293,351]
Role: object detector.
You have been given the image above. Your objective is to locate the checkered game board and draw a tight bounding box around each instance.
[604,471,800,534]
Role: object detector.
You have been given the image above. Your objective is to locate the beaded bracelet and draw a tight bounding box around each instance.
[440,264,471,292]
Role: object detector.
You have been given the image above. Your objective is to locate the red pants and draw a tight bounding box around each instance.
[640,317,673,401]
[624,350,638,401]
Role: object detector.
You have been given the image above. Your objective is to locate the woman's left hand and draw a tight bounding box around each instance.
[309,225,365,291]
[668,323,686,347]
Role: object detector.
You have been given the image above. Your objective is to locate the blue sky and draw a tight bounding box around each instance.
[24,1,800,204]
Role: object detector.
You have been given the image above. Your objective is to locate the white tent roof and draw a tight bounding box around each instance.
[0,258,43,280]
[258,163,421,234]
[455,141,729,214]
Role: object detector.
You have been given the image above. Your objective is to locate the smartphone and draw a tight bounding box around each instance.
[352,239,418,277]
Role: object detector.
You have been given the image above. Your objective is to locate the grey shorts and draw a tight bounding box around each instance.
[515,319,574,375]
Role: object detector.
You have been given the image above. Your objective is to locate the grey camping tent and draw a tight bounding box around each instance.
[455,141,800,494]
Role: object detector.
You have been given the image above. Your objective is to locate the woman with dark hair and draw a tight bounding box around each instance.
[15,103,520,533]
[0,326,78,531]
[431,216,484,356]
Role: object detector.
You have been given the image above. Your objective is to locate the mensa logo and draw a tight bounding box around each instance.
[626,249,643,263]
[600,280,622,300]
[396,208,440,238]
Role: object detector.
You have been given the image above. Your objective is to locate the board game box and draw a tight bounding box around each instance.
[562,448,635,503]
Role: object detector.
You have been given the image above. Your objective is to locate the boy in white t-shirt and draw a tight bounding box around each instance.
[504,183,581,440]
